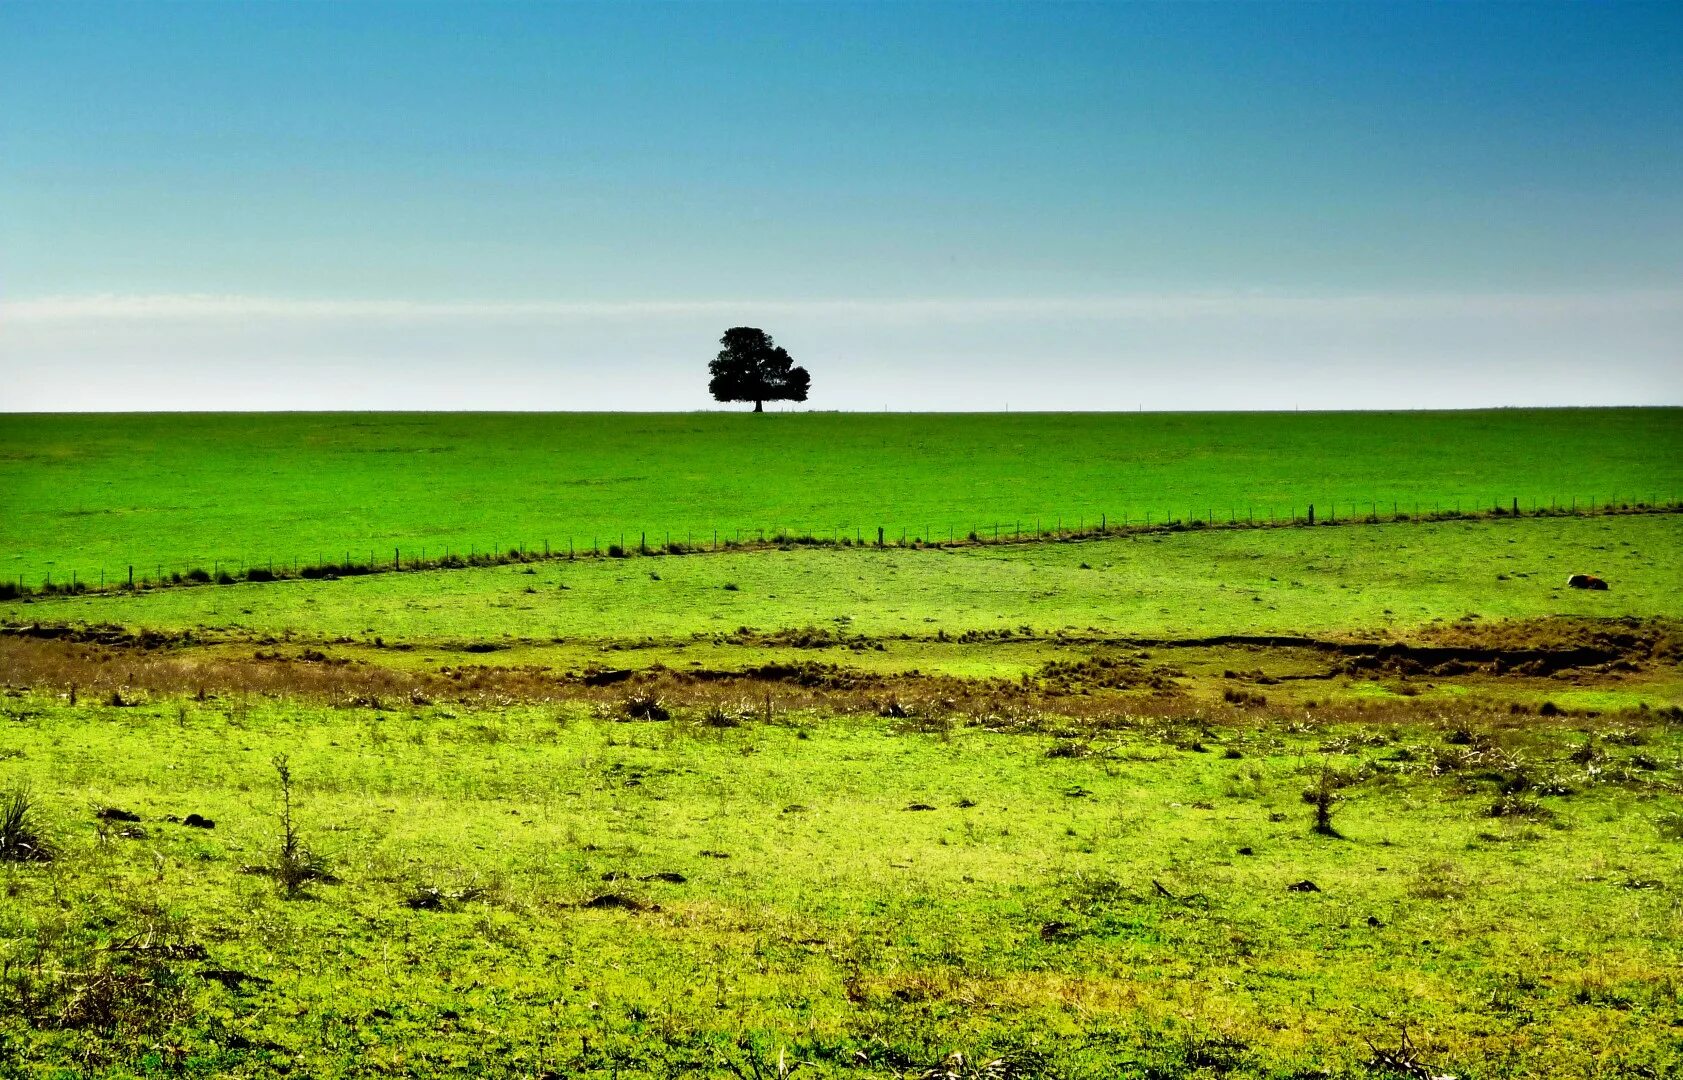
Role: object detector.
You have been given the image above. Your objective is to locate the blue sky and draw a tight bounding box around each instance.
[2,1,1680,410]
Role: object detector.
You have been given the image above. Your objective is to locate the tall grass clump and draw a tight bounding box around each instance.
[0,784,52,863]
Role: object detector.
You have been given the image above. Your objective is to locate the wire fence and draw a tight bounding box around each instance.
[5,493,1680,601]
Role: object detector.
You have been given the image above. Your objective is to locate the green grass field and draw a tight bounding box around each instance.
[3,410,1682,1078]
[8,514,1679,648]
[2,696,1679,1078]
[4,409,1680,583]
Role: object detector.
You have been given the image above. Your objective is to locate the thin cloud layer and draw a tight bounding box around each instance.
[8,290,1682,323]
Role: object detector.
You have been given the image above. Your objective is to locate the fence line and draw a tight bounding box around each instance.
[5,494,1680,602]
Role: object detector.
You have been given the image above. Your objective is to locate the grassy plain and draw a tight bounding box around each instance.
[2,694,1680,1078]
[3,411,1682,1078]
[6,514,1679,649]
[4,409,1680,583]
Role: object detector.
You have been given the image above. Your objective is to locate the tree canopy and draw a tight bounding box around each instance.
[708,327,810,412]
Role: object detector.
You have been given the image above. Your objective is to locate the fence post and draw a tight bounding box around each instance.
[128,565,133,587]
[877,527,884,547]
[1307,505,1314,525]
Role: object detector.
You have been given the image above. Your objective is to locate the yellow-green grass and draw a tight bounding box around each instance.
[9,514,1679,650]
[1,695,1678,1077]
[4,408,1680,583]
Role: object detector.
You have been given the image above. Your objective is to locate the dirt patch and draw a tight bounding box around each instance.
[1036,652,1185,693]
[1331,618,1678,678]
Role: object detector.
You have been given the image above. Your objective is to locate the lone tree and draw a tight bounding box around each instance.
[708,327,810,412]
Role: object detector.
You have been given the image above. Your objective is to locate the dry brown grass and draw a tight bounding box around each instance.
[0,633,1664,742]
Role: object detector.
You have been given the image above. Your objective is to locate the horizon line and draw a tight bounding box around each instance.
[4,405,1678,417]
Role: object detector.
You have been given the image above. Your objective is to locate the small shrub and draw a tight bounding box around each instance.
[245,567,277,582]
[622,693,670,721]
[1302,766,1344,837]
[606,544,627,558]
[185,568,211,583]
[214,571,236,585]
[0,785,51,863]
[269,756,332,896]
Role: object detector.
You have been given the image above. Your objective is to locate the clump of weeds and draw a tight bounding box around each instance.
[700,702,745,728]
[621,693,670,721]
[258,755,335,896]
[1488,793,1552,820]
[0,784,52,863]
[1303,765,1346,837]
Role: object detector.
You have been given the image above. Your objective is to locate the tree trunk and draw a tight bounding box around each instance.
[754,400,763,412]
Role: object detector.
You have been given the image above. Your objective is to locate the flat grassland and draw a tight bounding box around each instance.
[2,410,1681,1078]
[4,408,1680,580]
[8,512,1679,646]
[1,696,1678,1078]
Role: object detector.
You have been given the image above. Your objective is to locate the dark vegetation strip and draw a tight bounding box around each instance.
[6,499,1679,602]
[5,612,1677,663]
[2,618,1675,713]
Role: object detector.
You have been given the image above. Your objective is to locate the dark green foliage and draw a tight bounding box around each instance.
[707,327,811,412]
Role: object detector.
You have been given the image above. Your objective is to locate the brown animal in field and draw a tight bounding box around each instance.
[1566,574,1609,591]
